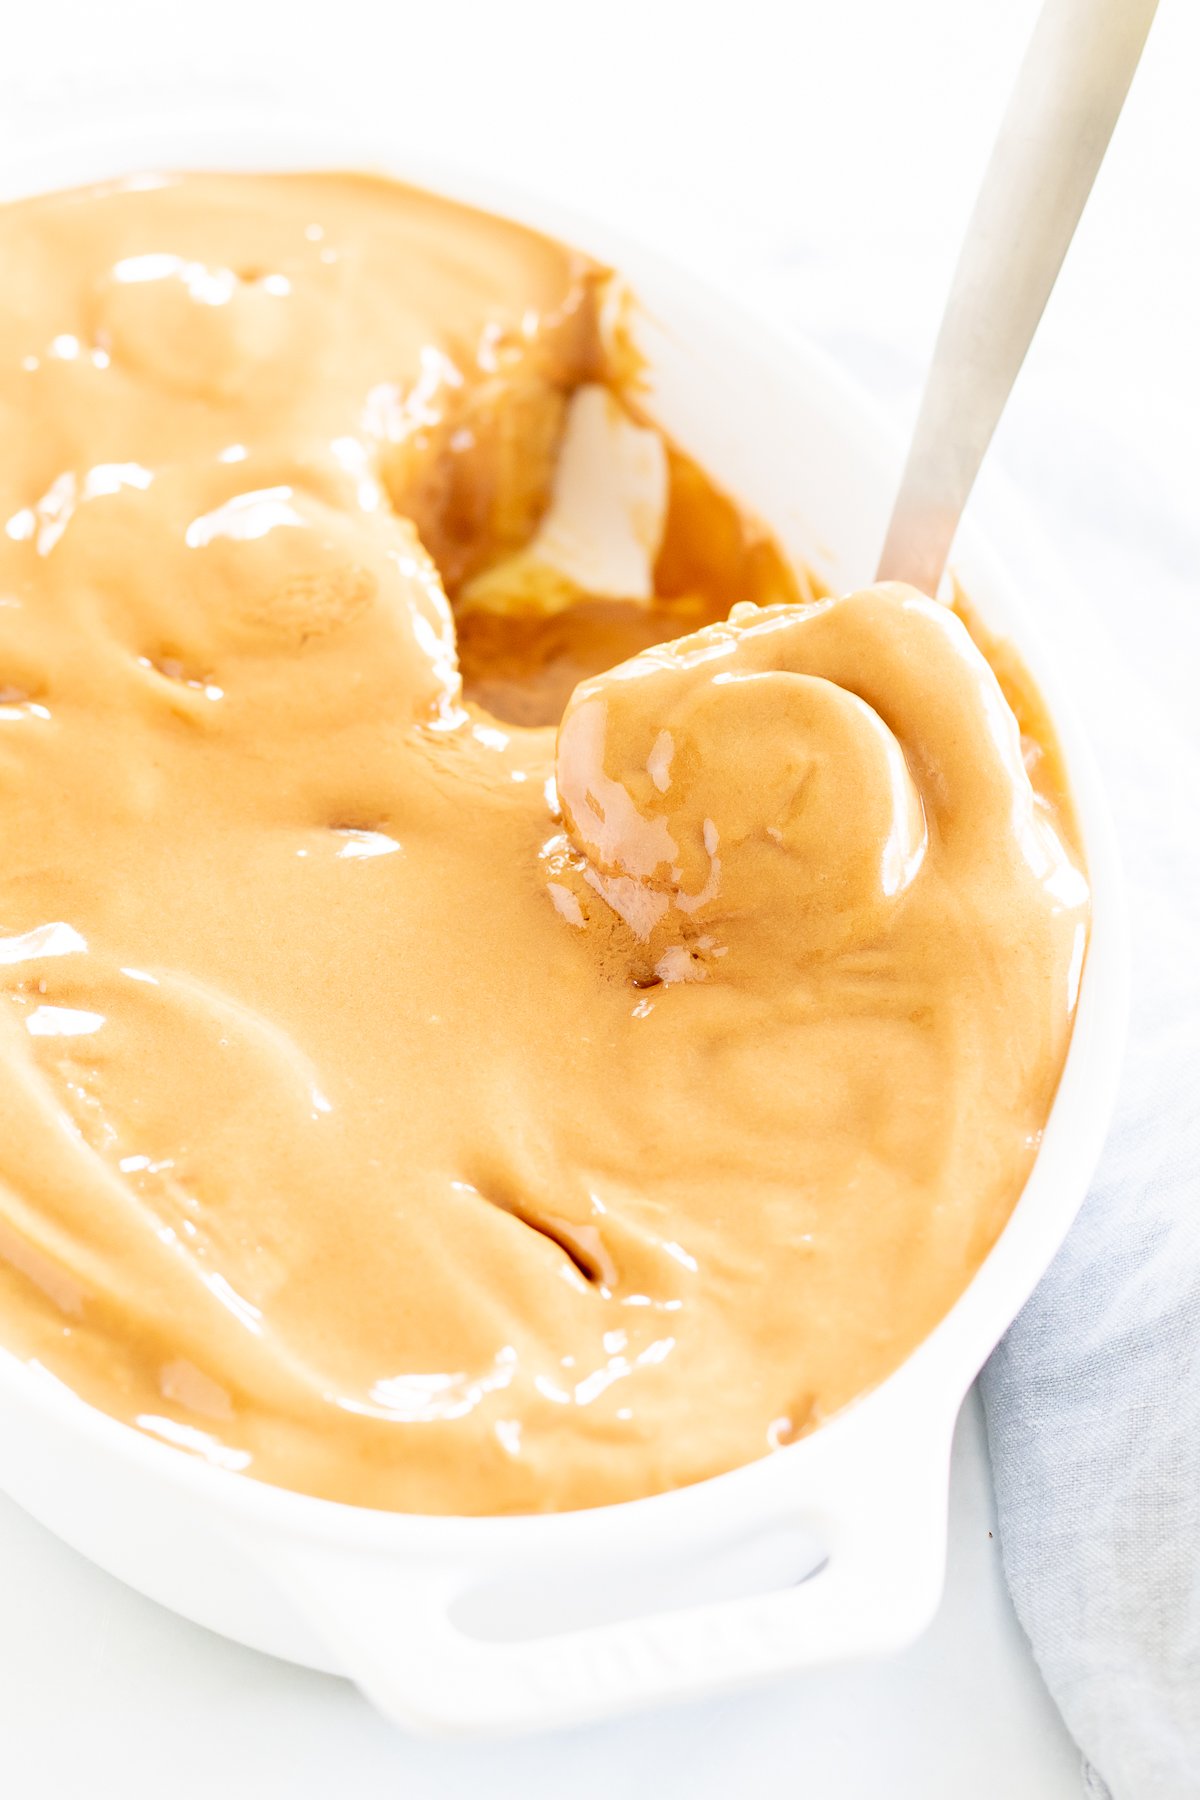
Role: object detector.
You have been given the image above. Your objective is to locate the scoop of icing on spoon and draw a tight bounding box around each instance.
[877,0,1158,596]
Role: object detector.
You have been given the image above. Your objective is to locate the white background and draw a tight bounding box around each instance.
[1,2,1196,1794]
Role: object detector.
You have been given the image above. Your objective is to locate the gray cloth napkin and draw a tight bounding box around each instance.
[979,584,1200,1797]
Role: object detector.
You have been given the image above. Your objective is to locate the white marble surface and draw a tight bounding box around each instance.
[1,2,1195,1793]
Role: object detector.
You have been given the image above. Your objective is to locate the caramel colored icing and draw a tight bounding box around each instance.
[0,173,1088,1512]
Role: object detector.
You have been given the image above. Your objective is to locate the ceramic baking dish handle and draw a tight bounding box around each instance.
[261,1403,955,1736]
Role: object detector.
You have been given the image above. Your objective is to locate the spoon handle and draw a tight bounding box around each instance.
[876,0,1157,595]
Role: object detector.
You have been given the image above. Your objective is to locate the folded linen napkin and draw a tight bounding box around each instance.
[979,504,1200,1797]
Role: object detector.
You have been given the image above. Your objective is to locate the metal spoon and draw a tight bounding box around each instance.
[877,0,1158,596]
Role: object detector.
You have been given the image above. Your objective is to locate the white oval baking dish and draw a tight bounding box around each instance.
[0,114,1129,1738]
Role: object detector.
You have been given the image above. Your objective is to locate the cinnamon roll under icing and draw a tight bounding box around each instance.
[0,172,1087,1512]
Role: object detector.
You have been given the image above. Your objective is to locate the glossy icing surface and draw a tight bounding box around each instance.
[0,173,1087,1512]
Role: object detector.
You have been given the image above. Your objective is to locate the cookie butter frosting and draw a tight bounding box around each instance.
[0,172,1089,1513]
